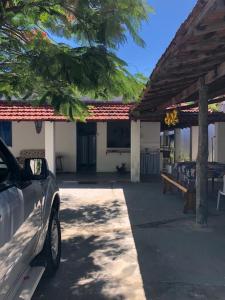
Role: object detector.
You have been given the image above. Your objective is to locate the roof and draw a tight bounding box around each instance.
[163,111,225,130]
[0,101,134,122]
[138,96,225,129]
[136,0,225,117]
[166,94,225,113]
[86,102,134,121]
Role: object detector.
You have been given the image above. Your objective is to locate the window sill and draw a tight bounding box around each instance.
[106,148,130,154]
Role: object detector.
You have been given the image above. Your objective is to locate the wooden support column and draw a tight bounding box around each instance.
[196,77,208,225]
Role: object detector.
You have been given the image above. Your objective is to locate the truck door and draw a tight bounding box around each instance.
[0,151,25,299]
[0,185,23,299]
[0,153,42,299]
[18,177,43,256]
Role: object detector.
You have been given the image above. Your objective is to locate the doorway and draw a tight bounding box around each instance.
[77,122,96,172]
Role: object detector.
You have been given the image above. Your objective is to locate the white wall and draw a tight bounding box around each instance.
[215,122,225,163]
[208,124,215,162]
[181,128,191,161]
[10,120,161,174]
[10,121,76,173]
[45,122,56,174]
[140,122,160,150]
[10,121,45,157]
[175,128,191,162]
[191,126,198,161]
[96,121,161,173]
[131,120,140,182]
[55,122,76,173]
[96,122,130,172]
[174,129,181,162]
[191,125,215,162]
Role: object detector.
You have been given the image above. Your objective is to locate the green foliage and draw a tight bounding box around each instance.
[208,103,220,112]
[0,0,151,119]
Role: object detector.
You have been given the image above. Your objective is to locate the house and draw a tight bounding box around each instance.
[0,101,161,182]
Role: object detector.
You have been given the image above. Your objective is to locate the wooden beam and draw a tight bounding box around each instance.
[139,1,225,115]
[149,79,196,94]
[196,9,225,24]
[147,0,216,82]
[194,19,225,36]
[162,52,225,75]
[159,0,218,57]
[149,50,225,91]
[174,39,225,55]
[161,173,188,193]
[171,60,225,104]
[196,77,208,225]
[186,0,217,36]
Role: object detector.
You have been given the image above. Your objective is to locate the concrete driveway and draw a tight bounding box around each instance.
[33,180,225,300]
[32,182,146,300]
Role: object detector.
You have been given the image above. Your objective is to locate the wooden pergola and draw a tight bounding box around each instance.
[134,0,225,224]
[139,96,225,130]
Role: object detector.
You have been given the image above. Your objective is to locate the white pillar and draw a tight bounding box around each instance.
[174,128,181,162]
[131,120,140,182]
[214,122,225,163]
[191,126,199,161]
[45,121,56,174]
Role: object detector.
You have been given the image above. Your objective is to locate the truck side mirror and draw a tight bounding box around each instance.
[23,158,49,180]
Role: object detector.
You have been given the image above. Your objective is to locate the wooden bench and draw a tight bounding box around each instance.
[161,172,196,214]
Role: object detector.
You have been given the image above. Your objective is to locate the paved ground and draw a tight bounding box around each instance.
[32,182,146,300]
[33,179,225,300]
[122,180,225,300]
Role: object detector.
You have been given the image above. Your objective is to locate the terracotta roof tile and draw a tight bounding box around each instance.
[0,101,134,121]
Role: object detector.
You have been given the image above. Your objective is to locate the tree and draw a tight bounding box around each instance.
[0,0,152,119]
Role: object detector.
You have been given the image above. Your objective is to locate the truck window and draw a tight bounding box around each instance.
[0,156,9,183]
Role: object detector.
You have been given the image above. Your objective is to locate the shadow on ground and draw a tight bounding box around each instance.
[122,179,225,300]
[33,188,128,300]
[33,234,126,300]
[61,200,121,226]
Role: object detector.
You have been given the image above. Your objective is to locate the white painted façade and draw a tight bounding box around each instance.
[0,101,161,182]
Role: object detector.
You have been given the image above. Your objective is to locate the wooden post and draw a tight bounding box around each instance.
[196,77,208,225]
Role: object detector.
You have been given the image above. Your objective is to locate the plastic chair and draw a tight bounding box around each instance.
[217,175,225,210]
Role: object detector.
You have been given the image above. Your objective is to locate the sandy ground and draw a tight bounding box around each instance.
[32,182,146,300]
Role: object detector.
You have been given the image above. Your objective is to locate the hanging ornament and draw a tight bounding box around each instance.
[164,109,179,127]
[34,121,43,134]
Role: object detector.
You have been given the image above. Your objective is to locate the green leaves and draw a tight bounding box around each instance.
[69,0,153,48]
[0,0,151,119]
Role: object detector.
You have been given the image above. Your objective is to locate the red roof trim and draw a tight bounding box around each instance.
[0,101,134,122]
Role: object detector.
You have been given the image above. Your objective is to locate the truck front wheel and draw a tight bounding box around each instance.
[44,209,61,277]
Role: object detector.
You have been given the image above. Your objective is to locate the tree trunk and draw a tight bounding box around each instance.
[196,77,208,224]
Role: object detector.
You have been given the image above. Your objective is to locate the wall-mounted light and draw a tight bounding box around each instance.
[34,121,43,134]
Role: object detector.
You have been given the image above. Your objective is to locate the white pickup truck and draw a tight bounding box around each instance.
[0,139,61,300]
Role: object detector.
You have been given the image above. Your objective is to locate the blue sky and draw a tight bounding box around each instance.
[51,1,197,77]
[118,0,197,76]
